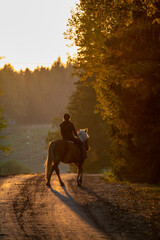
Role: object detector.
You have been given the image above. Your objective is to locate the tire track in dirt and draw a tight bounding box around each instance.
[0,174,60,240]
[1,173,159,240]
[0,175,34,240]
[0,174,110,240]
[13,175,48,239]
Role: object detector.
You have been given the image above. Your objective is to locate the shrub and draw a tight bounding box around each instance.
[0,159,31,176]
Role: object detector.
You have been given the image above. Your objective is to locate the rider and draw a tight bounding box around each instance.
[60,113,77,141]
[60,113,83,158]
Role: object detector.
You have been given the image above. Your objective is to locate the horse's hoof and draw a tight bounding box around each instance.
[46,182,51,187]
[77,182,81,187]
[60,182,65,187]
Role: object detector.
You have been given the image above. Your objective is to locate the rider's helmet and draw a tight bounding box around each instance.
[64,113,71,121]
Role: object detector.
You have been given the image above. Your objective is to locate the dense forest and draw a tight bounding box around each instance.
[0,57,77,124]
[65,0,160,183]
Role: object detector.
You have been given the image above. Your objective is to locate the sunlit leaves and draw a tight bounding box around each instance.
[0,100,11,155]
[65,0,160,183]
[0,56,10,155]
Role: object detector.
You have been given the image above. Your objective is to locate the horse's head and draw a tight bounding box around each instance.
[78,128,89,152]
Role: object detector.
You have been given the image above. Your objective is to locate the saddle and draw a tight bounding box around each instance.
[66,140,74,144]
[65,139,87,160]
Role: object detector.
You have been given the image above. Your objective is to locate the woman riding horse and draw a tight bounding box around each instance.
[45,114,89,187]
[60,113,83,158]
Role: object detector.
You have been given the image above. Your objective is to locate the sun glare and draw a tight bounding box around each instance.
[0,0,78,71]
[0,61,60,72]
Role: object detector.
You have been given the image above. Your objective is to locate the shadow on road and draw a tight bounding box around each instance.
[68,180,159,240]
[49,186,107,236]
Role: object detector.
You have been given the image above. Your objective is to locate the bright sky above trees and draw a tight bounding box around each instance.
[0,0,78,70]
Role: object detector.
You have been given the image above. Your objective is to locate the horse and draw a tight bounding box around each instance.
[45,129,89,187]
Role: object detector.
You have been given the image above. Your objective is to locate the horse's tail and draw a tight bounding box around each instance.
[45,141,55,182]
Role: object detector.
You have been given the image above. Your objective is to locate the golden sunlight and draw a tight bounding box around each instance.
[0,0,78,71]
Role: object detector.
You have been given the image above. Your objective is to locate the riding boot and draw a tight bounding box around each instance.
[82,145,88,159]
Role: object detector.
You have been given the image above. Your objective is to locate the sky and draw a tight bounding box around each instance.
[0,0,78,71]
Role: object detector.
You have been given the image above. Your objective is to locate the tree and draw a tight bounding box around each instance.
[65,0,160,182]
[0,59,77,124]
[0,79,9,155]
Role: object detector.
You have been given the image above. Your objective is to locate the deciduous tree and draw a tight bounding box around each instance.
[65,0,160,182]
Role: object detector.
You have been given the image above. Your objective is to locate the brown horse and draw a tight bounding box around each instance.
[45,129,89,187]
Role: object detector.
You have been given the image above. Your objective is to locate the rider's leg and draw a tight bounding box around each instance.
[74,138,83,159]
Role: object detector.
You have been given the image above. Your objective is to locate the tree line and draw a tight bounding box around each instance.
[65,0,160,183]
[0,57,77,124]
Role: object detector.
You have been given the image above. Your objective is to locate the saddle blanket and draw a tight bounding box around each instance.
[66,140,74,144]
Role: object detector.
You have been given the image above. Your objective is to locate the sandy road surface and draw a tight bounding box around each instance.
[0,173,109,240]
[1,173,159,240]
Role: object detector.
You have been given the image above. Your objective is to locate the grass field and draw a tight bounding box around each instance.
[1,124,69,174]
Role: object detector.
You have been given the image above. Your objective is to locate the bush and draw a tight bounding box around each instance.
[0,159,31,176]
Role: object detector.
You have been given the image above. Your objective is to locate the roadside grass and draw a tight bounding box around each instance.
[0,159,31,176]
[103,169,118,183]
[0,124,52,173]
[102,169,160,235]
[103,169,160,195]
[0,124,69,174]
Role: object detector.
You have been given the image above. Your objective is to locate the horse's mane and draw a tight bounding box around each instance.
[77,129,89,142]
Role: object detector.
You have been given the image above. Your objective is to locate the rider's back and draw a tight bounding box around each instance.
[60,120,76,141]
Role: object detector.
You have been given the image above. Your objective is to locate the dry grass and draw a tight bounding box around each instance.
[1,124,52,173]
[1,124,69,174]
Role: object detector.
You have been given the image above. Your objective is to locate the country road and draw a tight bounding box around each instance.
[0,174,159,240]
[0,174,108,240]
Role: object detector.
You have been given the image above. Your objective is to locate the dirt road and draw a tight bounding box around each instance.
[0,174,107,240]
[0,174,159,240]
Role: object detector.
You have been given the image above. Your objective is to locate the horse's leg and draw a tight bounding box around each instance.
[77,166,83,186]
[79,167,83,185]
[77,167,80,185]
[46,141,56,187]
[46,165,55,187]
[54,164,65,187]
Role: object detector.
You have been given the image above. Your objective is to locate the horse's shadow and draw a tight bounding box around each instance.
[49,185,106,234]
[49,184,158,240]
[50,186,76,208]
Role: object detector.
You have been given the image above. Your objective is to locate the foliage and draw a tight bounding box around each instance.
[0,58,77,124]
[0,67,10,155]
[103,169,118,183]
[65,0,160,182]
[67,80,111,173]
[0,103,9,154]
[45,130,61,147]
[0,159,30,175]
